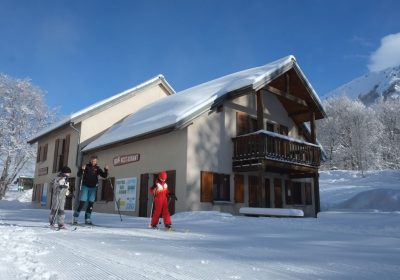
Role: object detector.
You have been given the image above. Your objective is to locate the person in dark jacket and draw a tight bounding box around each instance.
[73,155,108,225]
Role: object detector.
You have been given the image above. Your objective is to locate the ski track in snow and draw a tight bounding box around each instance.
[2,172,400,280]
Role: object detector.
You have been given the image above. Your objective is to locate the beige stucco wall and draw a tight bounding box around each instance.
[34,126,80,185]
[82,128,188,216]
[80,83,169,143]
[33,125,80,208]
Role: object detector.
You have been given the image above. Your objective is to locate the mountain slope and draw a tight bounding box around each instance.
[325,65,400,105]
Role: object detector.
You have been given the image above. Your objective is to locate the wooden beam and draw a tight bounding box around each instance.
[313,172,320,217]
[262,86,308,107]
[256,90,265,130]
[289,173,316,179]
[289,109,311,117]
[310,112,316,144]
[285,72,290,94]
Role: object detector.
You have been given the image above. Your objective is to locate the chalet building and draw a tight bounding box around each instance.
[27,75,175,209]
[81,55,326,218]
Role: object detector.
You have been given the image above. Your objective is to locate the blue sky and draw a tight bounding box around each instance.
[1,0,400,115]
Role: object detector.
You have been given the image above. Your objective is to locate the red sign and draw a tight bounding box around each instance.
[113,154,140,166]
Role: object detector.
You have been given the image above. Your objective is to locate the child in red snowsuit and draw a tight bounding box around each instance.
[150,171,172,229]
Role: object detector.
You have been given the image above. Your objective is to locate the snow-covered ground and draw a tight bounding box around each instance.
[1,171,400,280]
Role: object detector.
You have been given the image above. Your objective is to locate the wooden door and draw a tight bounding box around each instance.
[274,178,283,208]
[264,178,270,207]
[139,173,149,217]
[248,175,260,207]
[166,170,176,215]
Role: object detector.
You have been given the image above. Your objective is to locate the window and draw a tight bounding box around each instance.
[285,180,293,205]
[42,144,48,161]
[213,173,230,201]
[100,177,115,202]
[279,125,289,136]
[286,180,303,205]
[305,183,312,205]
[236,112,258,136]
[266,122,275,132]
[37,144,48,163]
[292,182,302,204]
[52,135,70,173]
[201,171,230,202]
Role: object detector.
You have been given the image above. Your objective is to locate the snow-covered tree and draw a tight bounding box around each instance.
[0,74,56,199]
[374,98,400,169]
[318,96,383,172]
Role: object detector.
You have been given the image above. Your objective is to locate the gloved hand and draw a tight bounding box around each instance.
[168,193,178,201]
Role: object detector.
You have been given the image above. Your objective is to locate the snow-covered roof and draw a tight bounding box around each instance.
[27,75,175,144]
[83,55,325,152]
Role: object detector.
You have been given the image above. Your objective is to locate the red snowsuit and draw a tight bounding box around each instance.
[150,179,172,226]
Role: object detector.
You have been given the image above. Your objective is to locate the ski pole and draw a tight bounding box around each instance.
[109,177,122,222]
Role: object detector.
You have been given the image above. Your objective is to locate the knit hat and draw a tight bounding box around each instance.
[60,166,72,174]
[158,171,167,181]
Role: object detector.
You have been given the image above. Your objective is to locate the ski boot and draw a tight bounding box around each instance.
[165,224,172,231]
[85,219,93,225]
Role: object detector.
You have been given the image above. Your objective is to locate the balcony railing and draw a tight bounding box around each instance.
[232,130,321,169]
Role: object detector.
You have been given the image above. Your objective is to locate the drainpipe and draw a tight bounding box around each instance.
[69,122,82,211]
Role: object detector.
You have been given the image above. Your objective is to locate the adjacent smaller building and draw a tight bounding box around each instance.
[28,75,175,210]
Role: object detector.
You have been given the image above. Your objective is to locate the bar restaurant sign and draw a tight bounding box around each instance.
[113,153,140,166]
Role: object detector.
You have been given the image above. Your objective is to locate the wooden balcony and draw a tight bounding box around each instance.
[232,131,321,173]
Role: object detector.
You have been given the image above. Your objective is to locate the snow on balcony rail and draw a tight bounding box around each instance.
[235,130,320,148]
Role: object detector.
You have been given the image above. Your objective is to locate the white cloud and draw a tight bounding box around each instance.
[368,33,400,72]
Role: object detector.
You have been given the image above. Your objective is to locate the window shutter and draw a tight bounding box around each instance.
[201,171,213,202]
[43,144,48,161]
[37,146,41,163]
[234,174,244,203]
[52,139,60,173]
[236,112,249,136]
[63,134,70,167]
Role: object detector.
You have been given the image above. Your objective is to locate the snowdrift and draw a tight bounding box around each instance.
[320,170,400,211]
[335,189,400,211]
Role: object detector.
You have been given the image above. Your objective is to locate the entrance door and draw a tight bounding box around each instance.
[166,170,176,215]
[265,178,270,207]
[274,178,283,208]
[139,174,149,217]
